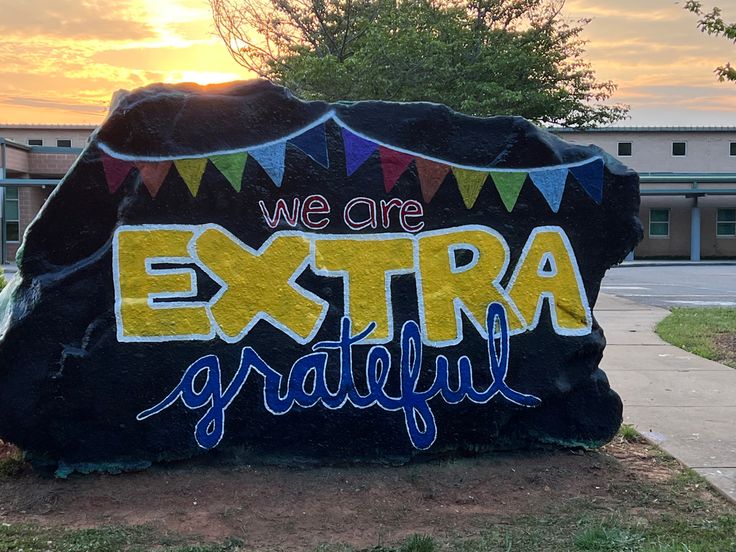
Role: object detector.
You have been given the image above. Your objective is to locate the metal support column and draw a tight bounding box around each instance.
[690,195,701,262]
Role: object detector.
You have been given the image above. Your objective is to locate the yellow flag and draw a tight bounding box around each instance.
[453,168,488,209]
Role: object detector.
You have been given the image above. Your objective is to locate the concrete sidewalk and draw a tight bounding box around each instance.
[595,293,736,503]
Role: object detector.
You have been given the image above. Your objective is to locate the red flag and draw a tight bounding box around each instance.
[379,147,414,193]
[135,161,172,198]
[415,158,450,203]
[101,153,133,194]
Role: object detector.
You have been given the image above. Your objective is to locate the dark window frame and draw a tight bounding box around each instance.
[617,142,632,156]
[56,139,72,148]
[649,208,670,238]
[672,141,687,156]
[716,208,736,237]
[27,139,43,146]
[4,187,20,243]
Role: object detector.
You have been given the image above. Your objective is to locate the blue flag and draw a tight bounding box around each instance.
[248,141,287,187]
[530,168,568,212]
[289,124,329,168]
[342,128,378,176]
[570,158,604,204]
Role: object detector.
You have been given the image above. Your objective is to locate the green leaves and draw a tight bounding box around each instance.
[212,0,629,127]
[684,1,735,82]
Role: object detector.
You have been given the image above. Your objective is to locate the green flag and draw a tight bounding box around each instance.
[210,152,248,192]
[490,171,527,212]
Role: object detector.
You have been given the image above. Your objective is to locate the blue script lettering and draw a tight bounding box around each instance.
[137,303,541,450]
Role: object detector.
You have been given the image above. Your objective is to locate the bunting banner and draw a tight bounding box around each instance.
[491,171,527,213]
[342,128,378,177]
[135,161,171,198]
[101,153,133,194]
[415,158,450,203]
[248,142,286,187]
[174,157,208,197]
[289,123,329,168]
[210,153,247,192]
[379,147,414,193]
[529,168,569,213]
[97,112,606,213]
[569,157,604,204]
[453,168,489,209]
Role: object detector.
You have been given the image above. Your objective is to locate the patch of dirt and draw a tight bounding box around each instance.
[0,436,712,551]
[713,332,736,368]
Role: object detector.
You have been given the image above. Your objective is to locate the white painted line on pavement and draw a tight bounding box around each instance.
[601,286,648,290]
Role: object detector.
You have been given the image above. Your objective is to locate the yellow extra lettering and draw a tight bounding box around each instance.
[313,236,414,342]
[417,226,524,346]
[194,227,326,344]
[114,226,213,341]
[506,227,591,335]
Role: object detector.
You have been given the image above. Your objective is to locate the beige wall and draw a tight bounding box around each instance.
[702,196,736,258]
[560,130,736,174]
[637,196,736,259]
[0,126,94,149]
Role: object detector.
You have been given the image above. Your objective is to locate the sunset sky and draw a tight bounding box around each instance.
[0,0,734,126]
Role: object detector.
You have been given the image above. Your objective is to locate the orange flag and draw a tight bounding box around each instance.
[415,158,450,203]
[135,161,173,198]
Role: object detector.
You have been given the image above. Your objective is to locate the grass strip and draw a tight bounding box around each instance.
[656,307,736,369]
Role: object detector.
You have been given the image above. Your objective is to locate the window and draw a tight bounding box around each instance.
[56,139,72,148]
[672,142,687,156]
[649,209,670,238]
[617,142,632,156]
[717,208,736,237]
[27,139,43,146]
[4,187,20,242]
[730,142,736,156]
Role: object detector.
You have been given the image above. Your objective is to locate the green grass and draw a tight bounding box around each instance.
[656,308,736,368]
[0,524,244,552]
[2,510,734,552]
[618,423,640,443]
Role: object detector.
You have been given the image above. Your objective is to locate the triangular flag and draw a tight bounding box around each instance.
[490,171,527,212]
[379,147,414,193]
[289,124,329,168]
[415,158,451,203]
[453,168,488,209]
[569,158,604,204]
[248,142,286,187]
[135,161,172,198]
[174,158,208,197]
[341,128,378,176]
[529,168,568,213]
[210,152,247,192]
[101,153,133,194]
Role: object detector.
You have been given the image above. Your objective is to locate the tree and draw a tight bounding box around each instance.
[684,1,736,82]
[210,0,628,127]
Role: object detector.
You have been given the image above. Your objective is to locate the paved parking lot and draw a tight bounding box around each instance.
[602,263,736,309]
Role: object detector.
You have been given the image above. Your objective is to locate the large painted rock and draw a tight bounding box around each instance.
[0,81,642,472]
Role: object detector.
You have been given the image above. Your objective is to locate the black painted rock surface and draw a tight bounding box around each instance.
[0,80,642,472]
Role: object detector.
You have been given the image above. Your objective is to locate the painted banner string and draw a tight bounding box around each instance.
[98,113,605,212]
